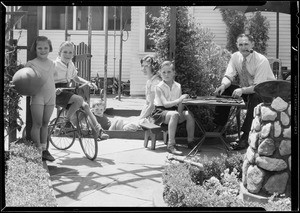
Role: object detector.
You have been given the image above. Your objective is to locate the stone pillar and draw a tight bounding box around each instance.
[242,80,291,198]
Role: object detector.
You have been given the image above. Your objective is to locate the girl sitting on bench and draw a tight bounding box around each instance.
[97,55,162,131]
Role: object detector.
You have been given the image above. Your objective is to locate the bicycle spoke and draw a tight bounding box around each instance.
[77,111,98,160]
[48,117,76,150]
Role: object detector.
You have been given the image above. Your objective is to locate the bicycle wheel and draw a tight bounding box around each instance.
[48,116,76,150]
[76,111,98,160]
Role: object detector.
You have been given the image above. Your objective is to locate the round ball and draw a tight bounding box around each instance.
[12,67,45,96]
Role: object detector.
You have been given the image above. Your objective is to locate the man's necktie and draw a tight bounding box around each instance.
[238,57,250,87]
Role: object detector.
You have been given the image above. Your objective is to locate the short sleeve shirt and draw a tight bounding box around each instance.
[145,74,161,103]
[54,57,78,84]
[154,80,181,106]
[224,51,276,86]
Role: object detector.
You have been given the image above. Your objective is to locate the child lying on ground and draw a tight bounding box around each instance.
[91,100,147,131]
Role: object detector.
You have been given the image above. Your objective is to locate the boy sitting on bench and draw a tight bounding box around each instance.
[151,61,197,155]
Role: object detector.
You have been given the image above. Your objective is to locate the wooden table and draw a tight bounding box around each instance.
[183,96,246,156]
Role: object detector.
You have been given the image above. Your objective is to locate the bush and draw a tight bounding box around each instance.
[4,63,24,142]
[220,9,269,55]
[163,160,261,208]
[163,152,291,210]
[247,11,270,55]
[189,152,244,181]
[5,139,57,207]
[147,6,232,131]
[219,9,246,53]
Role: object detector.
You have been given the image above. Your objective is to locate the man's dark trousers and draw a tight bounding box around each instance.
[213,84,263,135]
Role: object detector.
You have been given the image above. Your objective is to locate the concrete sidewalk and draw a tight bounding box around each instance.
[46,137,227,207]
[15,95,234,207]
[45,95,230,207]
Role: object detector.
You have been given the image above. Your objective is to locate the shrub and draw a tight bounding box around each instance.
[5,139,57,207]
[247,11,270,55]
[163,154,291,210]
[147,6,232,131]
[219,9,269,54]
[219,9,246,53]
[148,6,231,96]
[189,152,244,181]
[4,63,24,142]
[163,160,262,208]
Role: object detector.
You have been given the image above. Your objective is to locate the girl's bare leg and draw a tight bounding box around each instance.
[40,105,55,150]
[30,104,44,152]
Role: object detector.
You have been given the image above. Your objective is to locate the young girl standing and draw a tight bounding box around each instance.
[152,61,196,155]
[25,36,56,161]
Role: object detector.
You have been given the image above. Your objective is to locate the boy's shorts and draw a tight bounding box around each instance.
[151,106,178,126]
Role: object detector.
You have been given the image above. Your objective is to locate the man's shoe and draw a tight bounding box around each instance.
[187,140,198,149]
[230,133,249,144]
[230,133,249,150]
[167,146,183,156]
[213,125,224,132]
[42,150,55,162]
[230,141,248,150]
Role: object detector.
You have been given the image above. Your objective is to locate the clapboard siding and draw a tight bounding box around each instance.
[12,6,290,96]
[191,6,291,69]
[13,30,131,81]
[261,12,291,69]
[191,6,228,49]
[129,6,149,96]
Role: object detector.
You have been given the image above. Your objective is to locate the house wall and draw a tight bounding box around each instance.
[13,30,132,82]
[12,6,291,97]
[191,6,291,69]
[129,6,151,96]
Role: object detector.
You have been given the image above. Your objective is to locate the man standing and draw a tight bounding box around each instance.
[214,34,276,150]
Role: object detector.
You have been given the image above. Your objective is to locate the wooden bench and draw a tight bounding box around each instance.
[140,122,168,150]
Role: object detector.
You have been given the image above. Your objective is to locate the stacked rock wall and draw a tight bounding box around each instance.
[242,97,291,197]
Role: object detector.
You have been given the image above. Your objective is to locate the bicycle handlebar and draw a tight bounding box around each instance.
[59,87,76,91]
[57,81,91,91]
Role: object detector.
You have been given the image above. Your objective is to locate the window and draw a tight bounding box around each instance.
[76,6,103,30]
[76,6,131,31]
[145,6,161,52]
[108,6,131,31]
[14,6,131,31]
[14,6,43,30]
[46,6,73,30]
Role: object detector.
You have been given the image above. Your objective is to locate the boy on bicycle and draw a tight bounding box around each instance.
[54,41,109,140]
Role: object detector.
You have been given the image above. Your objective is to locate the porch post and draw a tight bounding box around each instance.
[169,6,176,63]
[25,6,38,140]
[118,6,123,101]
[103,6,108,106]
[64,6,69,41]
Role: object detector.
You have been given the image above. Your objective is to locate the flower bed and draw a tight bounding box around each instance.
[162,153,291,210]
